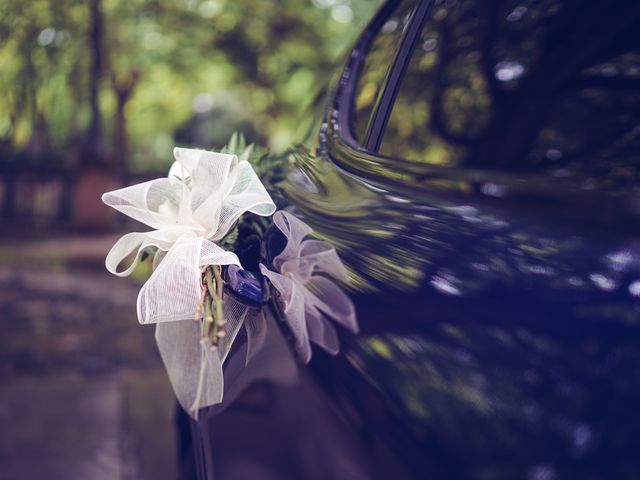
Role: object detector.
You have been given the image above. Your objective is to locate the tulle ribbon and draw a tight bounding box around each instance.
[260,211,358,363]
[154,295,266,417]
[102,147,275,416]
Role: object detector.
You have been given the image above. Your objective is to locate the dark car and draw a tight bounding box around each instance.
[183,1,640,478]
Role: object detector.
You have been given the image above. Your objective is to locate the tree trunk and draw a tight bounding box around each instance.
[111,70,140,175]
[86,0,104,161]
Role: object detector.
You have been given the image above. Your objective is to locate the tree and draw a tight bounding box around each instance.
[0,0,382,171]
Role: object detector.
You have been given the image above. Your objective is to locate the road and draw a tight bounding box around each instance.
[0,236,178,480]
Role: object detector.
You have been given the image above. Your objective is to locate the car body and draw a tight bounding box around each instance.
[184,1,640,478]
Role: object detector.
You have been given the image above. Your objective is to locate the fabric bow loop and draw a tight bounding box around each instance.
[260,211,358,364]
[103,148,275,279]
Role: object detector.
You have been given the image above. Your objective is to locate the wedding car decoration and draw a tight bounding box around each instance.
[260,211,358,363]
[102,142,357,417]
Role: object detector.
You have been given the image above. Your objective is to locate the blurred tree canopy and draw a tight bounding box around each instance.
[0,0,380,171]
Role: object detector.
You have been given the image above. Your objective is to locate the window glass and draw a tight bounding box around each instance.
[379,0,640,194]
[351,0,416,143]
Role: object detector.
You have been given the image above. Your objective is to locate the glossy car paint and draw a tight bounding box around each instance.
[190,1,640,478]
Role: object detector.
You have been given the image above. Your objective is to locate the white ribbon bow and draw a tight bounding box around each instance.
[102,147,276,416]
[260,211,358,363]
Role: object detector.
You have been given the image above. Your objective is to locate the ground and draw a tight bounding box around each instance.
[0,235,177,480]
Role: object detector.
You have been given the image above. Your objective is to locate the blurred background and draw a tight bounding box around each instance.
[0,1,380,478]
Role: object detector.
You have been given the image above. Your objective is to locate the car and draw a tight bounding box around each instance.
[181,0,640,478]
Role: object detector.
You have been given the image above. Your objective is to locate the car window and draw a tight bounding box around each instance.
[351,0,417,144]
[378,0,640,194]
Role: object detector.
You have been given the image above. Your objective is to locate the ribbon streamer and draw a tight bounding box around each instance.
[154,294,252,416]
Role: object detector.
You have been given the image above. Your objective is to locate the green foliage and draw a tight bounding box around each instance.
[220,131,281,177]
[0,0,382,170]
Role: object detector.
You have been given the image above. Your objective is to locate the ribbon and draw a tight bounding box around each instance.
[154,294,251,417]
[260,211,358,363]
[102,147,276,416]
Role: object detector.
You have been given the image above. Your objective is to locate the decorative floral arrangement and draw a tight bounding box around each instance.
[102,139,357,417]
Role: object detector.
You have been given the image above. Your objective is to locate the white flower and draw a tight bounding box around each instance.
[260,211,358,363]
